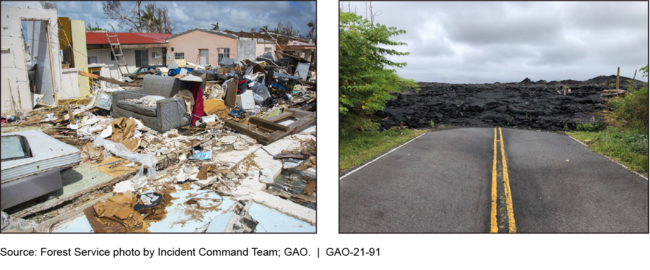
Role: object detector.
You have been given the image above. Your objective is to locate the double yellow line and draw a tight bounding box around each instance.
[490,127,517,233]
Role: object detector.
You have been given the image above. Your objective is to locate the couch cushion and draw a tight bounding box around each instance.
[117,100,157,117]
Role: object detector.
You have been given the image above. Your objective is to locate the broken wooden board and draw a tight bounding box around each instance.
[303,181,316,196]
[225,120,272,144]
[78,71,138,87]
[57,98,92,106]
[226,108,315,145]
[249,117,290,132]
[224,77,238,109]
[196,164,212,180]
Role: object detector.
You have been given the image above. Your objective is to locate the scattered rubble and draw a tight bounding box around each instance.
[1,55,316,233]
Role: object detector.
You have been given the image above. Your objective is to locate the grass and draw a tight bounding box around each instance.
[568,126,648,176]
[340,127,428,173]
[567,66,648,176]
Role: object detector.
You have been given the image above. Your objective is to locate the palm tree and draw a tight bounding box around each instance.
[307,20,315,40]
[211,22,219,30]
[140,5,161,33]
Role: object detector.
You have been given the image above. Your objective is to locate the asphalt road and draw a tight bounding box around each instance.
[339,127,649,233]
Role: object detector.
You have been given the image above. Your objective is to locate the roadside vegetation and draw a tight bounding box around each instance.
[340,127,427,173]
[567,65,649,176]
[339,9,422,173]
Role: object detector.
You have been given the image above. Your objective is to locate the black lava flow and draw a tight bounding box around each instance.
[377,75,645,131]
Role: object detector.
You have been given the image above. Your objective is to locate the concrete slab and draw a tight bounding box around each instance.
[249,202,315,233]
[205,211,235,232]
[252,191,315,225]
[147,184,237,232]
[252,148,283,179]
[52,215,93,233]
[262,138,300,156]
[213,146,261,168]
[240,169,266,191]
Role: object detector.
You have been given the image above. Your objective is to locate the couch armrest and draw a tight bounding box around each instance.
[157,97,189,130]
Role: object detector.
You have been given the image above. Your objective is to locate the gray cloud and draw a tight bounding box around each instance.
[52,1,315,37]
[341,1,648,83]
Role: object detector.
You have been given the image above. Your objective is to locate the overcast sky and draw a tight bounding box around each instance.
[50,1,315,36]
[341,1,648,83]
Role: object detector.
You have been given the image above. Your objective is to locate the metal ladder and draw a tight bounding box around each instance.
[105,31,129,77]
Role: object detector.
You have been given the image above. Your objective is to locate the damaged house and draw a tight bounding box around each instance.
[2,2,62,115]
[86,31,171,79]
[2,4,317,233]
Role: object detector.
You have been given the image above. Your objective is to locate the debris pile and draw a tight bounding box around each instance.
[1,55,316,233]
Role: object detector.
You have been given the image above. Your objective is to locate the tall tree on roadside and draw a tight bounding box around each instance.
[339,11,419,130]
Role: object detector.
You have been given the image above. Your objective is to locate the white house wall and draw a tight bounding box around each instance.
[88,47,164,79]
[1,4,61,115]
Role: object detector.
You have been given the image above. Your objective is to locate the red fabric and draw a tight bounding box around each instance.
[189,82,204,126]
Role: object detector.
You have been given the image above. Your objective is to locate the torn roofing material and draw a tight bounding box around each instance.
[1,130,80,182]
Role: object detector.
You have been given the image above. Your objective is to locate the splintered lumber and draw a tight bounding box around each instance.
[249,117,290,132]
[304,181,316,196]
[66,101,76,124]
[291,194,316,204]
[269,113,316,141]
[225,120,272,144]
[264,111,294,123]
[287,108,314,118]
[196,164,212,180]
[79,71,98,79]
[78,70,137,87]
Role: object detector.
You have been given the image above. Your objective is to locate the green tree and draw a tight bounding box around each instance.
[86,21,105,31]
[307,20,315,40]
[211,22,219,30]
[339,11,418,130]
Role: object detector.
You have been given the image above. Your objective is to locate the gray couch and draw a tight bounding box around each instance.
[112,75,190,132]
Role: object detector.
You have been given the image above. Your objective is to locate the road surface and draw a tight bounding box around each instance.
[339,127,648,233]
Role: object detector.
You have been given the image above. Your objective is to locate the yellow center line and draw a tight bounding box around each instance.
[490,128,498,233]
[499,127,517,233]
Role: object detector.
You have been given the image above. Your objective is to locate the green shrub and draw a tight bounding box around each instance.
[609,65,648,132]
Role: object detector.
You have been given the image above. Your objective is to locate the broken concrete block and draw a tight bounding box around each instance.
[260,168,274,184]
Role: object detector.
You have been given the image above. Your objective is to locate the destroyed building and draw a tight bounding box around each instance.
[1,2,317,233]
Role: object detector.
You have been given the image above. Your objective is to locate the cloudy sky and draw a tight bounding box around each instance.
[51,1,315,36]
[341,1,648,83]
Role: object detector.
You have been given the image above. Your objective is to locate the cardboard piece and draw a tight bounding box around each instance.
[225,78,238,109]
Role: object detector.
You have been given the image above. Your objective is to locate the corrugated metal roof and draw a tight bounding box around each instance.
[86,32,171,45]
[1,130,80,182]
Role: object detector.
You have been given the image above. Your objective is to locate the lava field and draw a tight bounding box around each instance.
[377,75,645,131]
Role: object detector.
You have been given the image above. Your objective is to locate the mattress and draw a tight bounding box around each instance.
[1,130,80,183]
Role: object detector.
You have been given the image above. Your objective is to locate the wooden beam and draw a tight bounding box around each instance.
[249,117,290,132]
[616,67,620,90]
[79,70,138,87]
[225,120,272,144]
[79,70,98,79]
[264,111,293,123]
[287,108,314,118]
[98,75,138,87]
